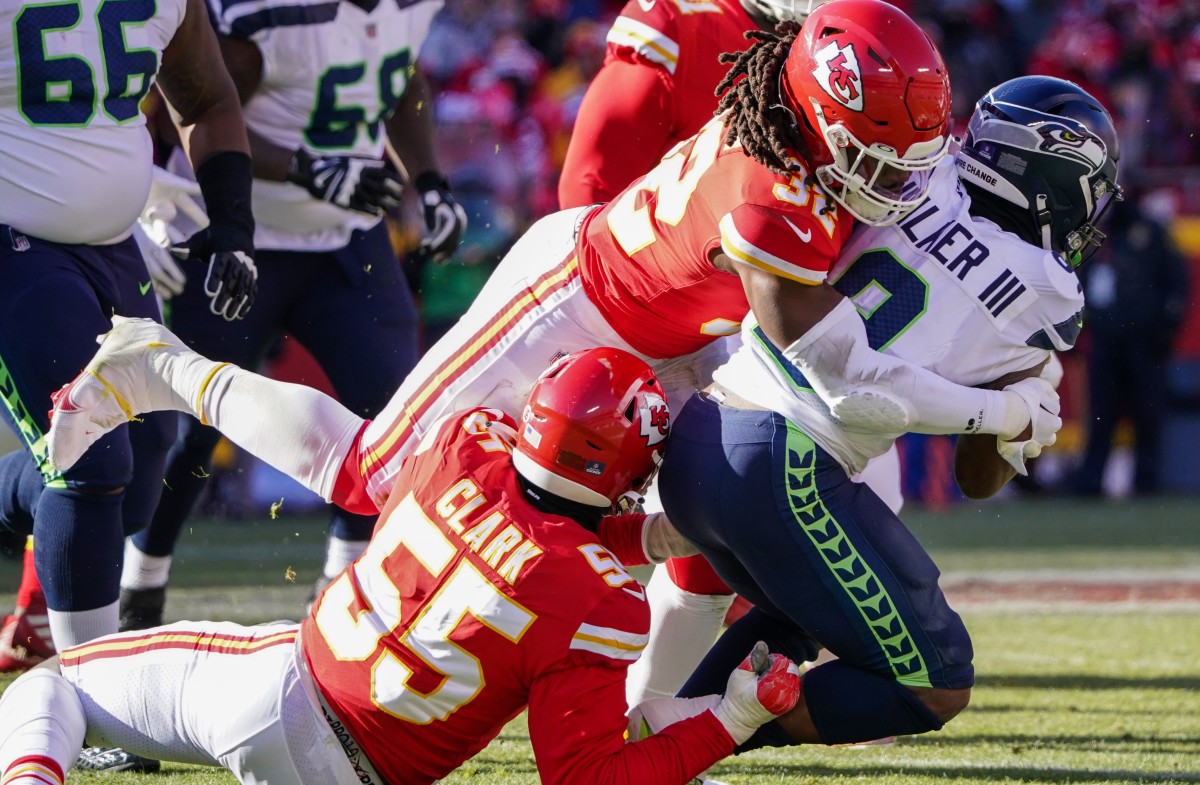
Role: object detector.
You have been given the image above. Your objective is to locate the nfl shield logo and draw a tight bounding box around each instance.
[366,23,376,38]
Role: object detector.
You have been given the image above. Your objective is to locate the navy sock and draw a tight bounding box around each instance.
[34,487,124,611]
[132,418,217,557]
[329,508,377,541]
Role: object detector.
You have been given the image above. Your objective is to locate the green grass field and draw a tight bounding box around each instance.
[2,495,1199,784]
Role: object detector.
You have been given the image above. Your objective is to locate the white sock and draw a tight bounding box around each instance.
[322,536,368,579]
[0,669,87,785]
[198,365,364,503]
[47,601,118,650]
[119,539,172,590]
[625,566,735,706]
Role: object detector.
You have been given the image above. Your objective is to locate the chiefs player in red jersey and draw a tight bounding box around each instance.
[1,336,801,785]
[46,0,1056,739]
[559,0,831,209]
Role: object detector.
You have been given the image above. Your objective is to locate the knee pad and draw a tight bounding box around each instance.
[132,411,178,457]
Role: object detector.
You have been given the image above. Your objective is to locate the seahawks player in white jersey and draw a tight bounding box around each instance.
[117,0,469,643]
[0,0,255,683]
[650,76,1122,749]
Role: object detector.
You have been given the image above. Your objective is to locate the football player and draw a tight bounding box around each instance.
[645,75,1123,748]
[557,0,908,705]
[559,0,832,208]
[48,1,1058,707]
[0,0,255,668]
[1,343,802,785]
[116,0,469,636]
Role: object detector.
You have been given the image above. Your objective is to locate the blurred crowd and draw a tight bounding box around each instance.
[408,0,1200,273]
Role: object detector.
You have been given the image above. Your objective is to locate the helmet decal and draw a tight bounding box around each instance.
[811,40,863,112]
[638,391,670,447]
[1035,123,1108,172]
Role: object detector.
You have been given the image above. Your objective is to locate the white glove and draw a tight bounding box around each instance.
[132,220,186,299]
[136,166,210,300]
[996,376,1062,475]
[712,641,802,744]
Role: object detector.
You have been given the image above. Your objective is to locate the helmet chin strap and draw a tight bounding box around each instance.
[1036,193,1054,251]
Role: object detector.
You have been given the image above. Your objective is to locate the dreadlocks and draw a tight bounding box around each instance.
[714,21,807,177]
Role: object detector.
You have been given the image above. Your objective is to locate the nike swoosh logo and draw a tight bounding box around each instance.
[139,280,153,296]
[783,217,812,243]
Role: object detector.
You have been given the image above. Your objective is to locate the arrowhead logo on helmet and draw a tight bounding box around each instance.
[811,41,863,112]
[639,392,670,446]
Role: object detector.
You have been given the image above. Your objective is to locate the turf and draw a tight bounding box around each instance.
[1,496,1198,784]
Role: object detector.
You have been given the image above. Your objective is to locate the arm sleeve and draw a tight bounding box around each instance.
[784,299,1026,437]
[558,53,674,208]
[595,513,651,567]
[527,655,733,785]
[199,365,370,504]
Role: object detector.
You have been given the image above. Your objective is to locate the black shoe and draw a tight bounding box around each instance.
[76,747,162,773]
[119,587,166,632]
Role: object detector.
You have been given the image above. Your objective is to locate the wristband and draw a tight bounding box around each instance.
[194,151,255,253]
[414,170,450,193]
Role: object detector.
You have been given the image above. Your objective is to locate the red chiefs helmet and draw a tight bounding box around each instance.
[513,348,669,508]
[779,0,952,224]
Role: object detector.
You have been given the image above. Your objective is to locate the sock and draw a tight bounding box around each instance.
[624,566,734,706]
[33,488,123,649]
[322,535,369,579]
[15,541,40,611]
[47,601,119,651]
[119,540,172,591]
[0,670,87,785]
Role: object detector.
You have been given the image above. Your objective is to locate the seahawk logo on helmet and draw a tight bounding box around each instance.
[956,75,1123,267]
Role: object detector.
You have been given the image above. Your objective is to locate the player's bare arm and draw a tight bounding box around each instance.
[954,359,1051,498]
[383,68,438,183]
[385,68,468,262]
[716,254,845,348]
[210,35,297,182]
[157,0,249,165]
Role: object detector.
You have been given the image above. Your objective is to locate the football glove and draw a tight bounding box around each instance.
[415,171,468,264]
[713,641,802,744]
[132,221,186,299]
[287,149,403,216]
[996,376,1062,475]
[170,229,257,322]
[136,166,210,300]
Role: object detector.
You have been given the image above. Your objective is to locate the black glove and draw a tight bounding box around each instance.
[170,228,258,321]
[287,149,403,216]
[415,171,468,264]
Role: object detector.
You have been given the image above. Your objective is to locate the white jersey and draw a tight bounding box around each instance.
[208,0,442,251]
[0,0,185,244]
[714,157,1085,474]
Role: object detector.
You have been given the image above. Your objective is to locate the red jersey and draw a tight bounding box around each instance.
[559,0,757,207]
[303,408,733,785]
[578,114,855,359]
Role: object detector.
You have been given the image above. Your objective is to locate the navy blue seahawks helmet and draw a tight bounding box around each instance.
[956,75,1123,267]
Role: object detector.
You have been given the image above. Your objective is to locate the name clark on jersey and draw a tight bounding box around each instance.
[435,478,544,584]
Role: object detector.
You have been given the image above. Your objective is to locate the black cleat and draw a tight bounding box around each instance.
[118,587,166,632]
[76,747,162,773]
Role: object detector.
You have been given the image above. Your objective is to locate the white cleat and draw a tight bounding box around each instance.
[47,316,186,472]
